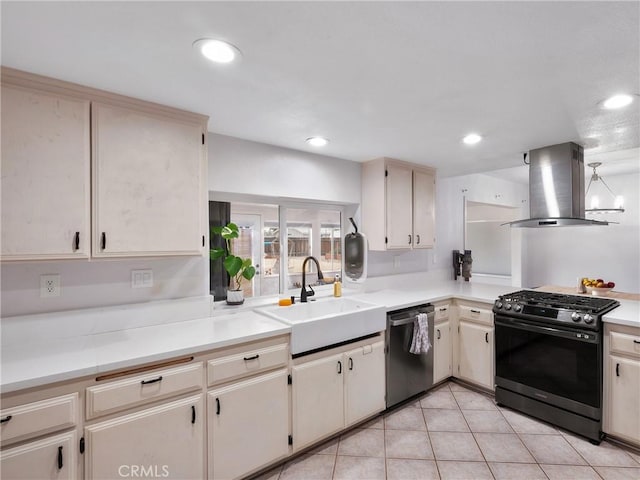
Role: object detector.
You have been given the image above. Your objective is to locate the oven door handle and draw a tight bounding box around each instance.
[495,317,598,342]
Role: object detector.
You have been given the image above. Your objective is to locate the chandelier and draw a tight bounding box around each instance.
[585,162,625,214]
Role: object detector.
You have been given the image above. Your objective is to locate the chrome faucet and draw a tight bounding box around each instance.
[300,256,324,302]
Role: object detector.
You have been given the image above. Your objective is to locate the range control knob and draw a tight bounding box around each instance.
[495,302,503,309]
[571,312,582,322]
[514,304,522,312]
[583,314,594,324]
[504,303,512,310]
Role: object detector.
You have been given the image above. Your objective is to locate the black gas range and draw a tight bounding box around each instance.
[493,289,620,330]
[493,290,620,444]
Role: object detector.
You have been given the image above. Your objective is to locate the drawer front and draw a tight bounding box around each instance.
[610,330,640,358]
[458,304,493,325]
[86,362,203,419]
[1,393,78,446]
[208,343,288,386]
[435,304,450,321]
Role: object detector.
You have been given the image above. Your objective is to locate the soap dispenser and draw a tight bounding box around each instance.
[333,274,342,297]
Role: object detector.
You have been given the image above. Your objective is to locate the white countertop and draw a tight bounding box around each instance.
[1,310,290,393]
[2,280,637,394]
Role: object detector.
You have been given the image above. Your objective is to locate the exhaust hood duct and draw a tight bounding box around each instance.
[506,142,609,227]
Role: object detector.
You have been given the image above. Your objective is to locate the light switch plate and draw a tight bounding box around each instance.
[40,274,61,298]
[131,269,153,288]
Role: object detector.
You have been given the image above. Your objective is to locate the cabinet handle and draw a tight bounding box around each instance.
[337,361,342,374]
[616,363,620,377]
[243,354,260,361]
[100,232,106,250]
[348,357,353,371]
[408,235,412,244]
[416,235,421,244]
[57,446,63,470]
[439,307,448,312]
[485,332,489,343]
[0,415,12,424]
[634,340,640,344]
[74,232,80,251]
[471,309,481,314]
[216,398,220,415]
[191,405,196,424]
[437,329,441,340]
[140,376,163,385]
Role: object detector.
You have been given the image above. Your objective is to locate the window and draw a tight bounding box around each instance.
[210,201,342,300]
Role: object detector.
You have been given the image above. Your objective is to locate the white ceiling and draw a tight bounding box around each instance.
[2,1,639,178]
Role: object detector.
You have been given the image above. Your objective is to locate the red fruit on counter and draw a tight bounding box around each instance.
[607,282,615,288]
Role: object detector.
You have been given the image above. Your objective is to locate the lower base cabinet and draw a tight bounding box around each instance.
[1,431,78,480]
[84,394,204,480]
[292,339,385,451]
[208,369,289,480]
[434,319,452,383]
[457,320,494,390]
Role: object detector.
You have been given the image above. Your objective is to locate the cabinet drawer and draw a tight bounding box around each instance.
[86,362,203,419]
[0,393,78,446]
[435,304,450,321]
[610,331,640,358]
[458,305,493,325]
[208,343,288,386]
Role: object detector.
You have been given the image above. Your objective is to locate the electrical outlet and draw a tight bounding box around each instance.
[40,274,61,298]
[131,269,153,288]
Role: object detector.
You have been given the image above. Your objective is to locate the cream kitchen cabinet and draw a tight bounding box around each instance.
[292,337,385,451]
[604,324,640,446]
[84,394,204,480]
[0,67,207,261]
[206,336,290,479]
[361,157,436,251]
[0,393,81,480]
[1,431,79,480]
[208,370,289,480]
[454,302,494,391]
[433,303,453,384]
[92,103,206,257]
[1,78,91,261]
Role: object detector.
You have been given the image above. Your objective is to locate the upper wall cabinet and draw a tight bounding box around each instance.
[1,83,91,260]
[361,158,436,251]
[0,68,208,261]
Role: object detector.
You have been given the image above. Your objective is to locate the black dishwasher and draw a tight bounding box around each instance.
[385,304,434,408]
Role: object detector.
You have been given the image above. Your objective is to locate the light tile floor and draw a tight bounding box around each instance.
[254,381,640,480]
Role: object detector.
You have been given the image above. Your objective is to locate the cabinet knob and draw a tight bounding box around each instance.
[416,235,421,244]
[408,235,412,244]
[337,361,342,374]
[348,357,353,371]
[100,232,106,250]
[0,415,12,424]
[191,405,196,424]
[74,232,80,251]
[485,332,489,343]
[216,397,221,415]
[437,329,441,340]
[57,446,64,470]
[616,363,620,377]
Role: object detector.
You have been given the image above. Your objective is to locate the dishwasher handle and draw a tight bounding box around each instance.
[389,311,434,327]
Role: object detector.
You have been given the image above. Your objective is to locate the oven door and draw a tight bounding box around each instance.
[495,315,602,419]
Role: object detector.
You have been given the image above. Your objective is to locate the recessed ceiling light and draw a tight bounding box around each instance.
[306,137,329,147]
[193,38,241,64]
[462,133,482,145]
[602,94,634,109]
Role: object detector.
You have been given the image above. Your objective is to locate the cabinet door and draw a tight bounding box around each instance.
[0,431,78,480]
[413,169,435,249]
[209,370,289,480]
[458,321,494,390]
[434,320,452,383]
[608,355,640,443]
[385,163,414,249]
[344,341,385,426]
[84,395,204,480]
[292,352,344,450]
[1,85,90,260]
[92,103,204,257]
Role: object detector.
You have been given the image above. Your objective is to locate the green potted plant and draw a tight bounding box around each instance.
[210,222,256,305]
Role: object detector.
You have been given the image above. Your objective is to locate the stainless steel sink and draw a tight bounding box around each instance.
[256,297,385,354]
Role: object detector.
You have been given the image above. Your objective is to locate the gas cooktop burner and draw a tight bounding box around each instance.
[501,290,618,313]
[494,290,620,330]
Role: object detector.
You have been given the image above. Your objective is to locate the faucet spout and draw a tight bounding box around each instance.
[300,256,324,303]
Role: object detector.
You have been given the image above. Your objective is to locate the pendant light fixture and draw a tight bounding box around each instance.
[585,162,625,214]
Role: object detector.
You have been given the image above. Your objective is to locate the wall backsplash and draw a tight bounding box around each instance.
[0,257,208,317]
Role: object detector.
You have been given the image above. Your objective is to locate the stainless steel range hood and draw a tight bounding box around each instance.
[506,142,608,227]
